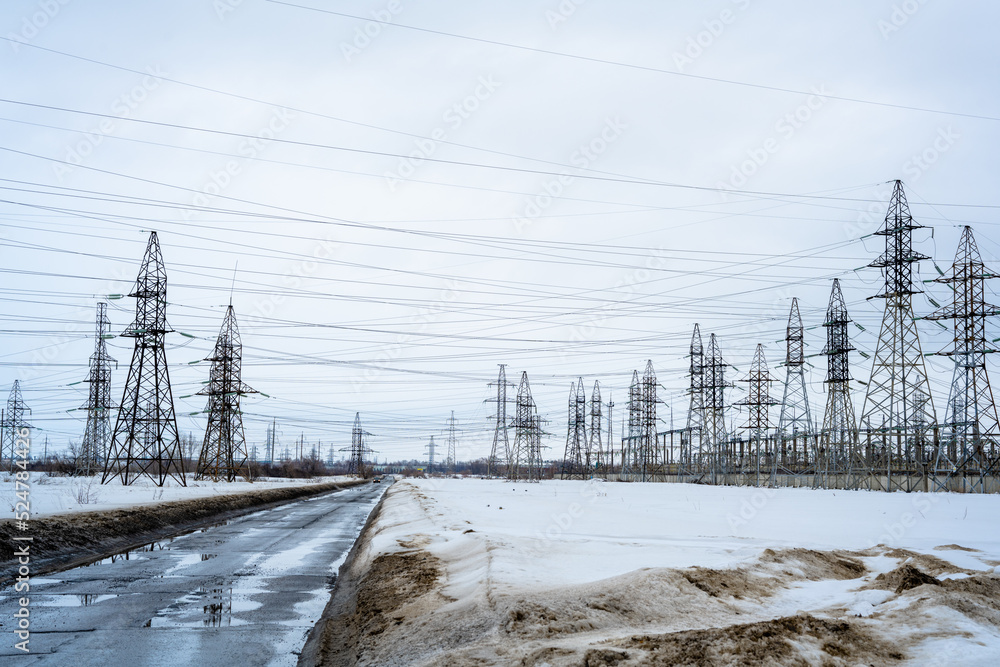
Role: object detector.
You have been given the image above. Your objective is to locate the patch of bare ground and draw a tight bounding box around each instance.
[934,543,981,552]
[937,574,1000,629]
[865,563,942,594]
[760,548,867,580]
[608,614,905,666]
[879,548,968,577]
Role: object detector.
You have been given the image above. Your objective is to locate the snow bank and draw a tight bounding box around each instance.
[374,478,1000,592]
[355,478,1000,665]
[0,472,353,517]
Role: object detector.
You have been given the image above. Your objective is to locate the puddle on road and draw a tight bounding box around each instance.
[149,585,262,628]
[34,594,118,607]
[86,539,172,566]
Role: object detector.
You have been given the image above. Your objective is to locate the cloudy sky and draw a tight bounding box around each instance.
[2,0,999,463]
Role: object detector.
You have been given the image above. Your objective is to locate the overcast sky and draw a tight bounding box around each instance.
[2,0,999,463]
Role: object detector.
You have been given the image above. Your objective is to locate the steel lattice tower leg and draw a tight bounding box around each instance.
[196,306,257,482]
[78,303,116,476]
[926,226,1000,492]
[102,232,186,487]
[487,364,511,478]
[588,381,604,473]
[737,344,778,486]
[704,334,731,484]
[777,298,814,476]
[3,381,31,471]
[560,379,589,479]
[820,279,858,490]
[859,181,937,492]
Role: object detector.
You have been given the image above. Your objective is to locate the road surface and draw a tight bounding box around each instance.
[0,481,386,665]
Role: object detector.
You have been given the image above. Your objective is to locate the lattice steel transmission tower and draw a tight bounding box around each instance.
[778,299,814,437]
[445,411,458,472]
[859,181,936,492]
[196,306,257,482]
[77,303,116,475]
[103,232,186,486]
[684,324,707,475]
[561,379,589,478]
[508,371,543,481]
[589,381,604,472]
[820,279,857,488]
[703,334,731,482]
[425,436,437,474]
[926,226,1000,491]
[3,381,30,469]
[345,412,371,477]
[487,364,512,477]
[737,344,779,485]
[621,361,660,481]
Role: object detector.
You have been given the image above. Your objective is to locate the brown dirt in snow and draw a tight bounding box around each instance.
[681,567,771,600]
[610,614,906,666]
[0,479,364,579]
[354,550,443,640]
[934,543,980,552]
[866,564,941,594]
[760,548,867,580]
[879,548,966,577]
[938,574,1000,629]
[306,534,993,666]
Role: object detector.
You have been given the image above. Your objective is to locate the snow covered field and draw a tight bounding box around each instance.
[0,472,352,517]
[358,478,1000,665]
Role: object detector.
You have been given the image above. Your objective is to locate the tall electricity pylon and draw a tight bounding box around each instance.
[78,303,116,475]
[196,306,257,482]
[737,344,778,485]
[685,324,706,473]
[509,371,540,481]
[103,232,186,486]
[621,361,659,481]
[425,436,437,474]
[3,381,30,470]
[561,379,589,478]
[777,299,814,436]
[820,279,857,488]
[588,381,604,472]
[926,226,1000,491]
[344,412,372,477]
[704,334,730,482]
[487,364,512,477]
[445,411,458,472]
[859,181,936,492]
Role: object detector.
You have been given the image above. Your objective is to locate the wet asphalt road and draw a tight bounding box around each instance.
[0,482,386,666]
